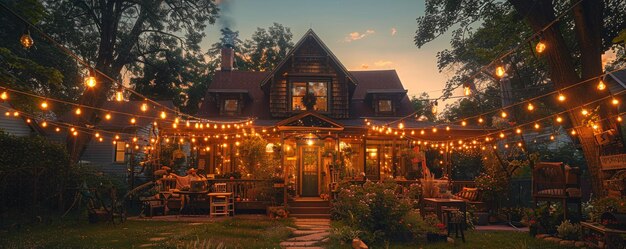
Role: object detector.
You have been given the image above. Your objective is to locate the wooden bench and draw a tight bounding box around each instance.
[532,162,582,220]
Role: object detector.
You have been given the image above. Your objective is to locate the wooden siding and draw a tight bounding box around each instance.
[0,103,33,137]
[269,37,350,118]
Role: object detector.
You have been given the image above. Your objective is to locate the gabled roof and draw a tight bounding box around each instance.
[259,29,357,87]
[276,111,344,131]
[198,71,270,118]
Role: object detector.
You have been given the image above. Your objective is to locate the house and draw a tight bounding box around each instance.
[0,102,41,137]
[56,100,174,175]
[159,29,487,203]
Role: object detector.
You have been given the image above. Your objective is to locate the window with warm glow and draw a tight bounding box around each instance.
[378,100,392,113]
[224,99,238,112]
[114,142,126,163]
[291,81,328,111]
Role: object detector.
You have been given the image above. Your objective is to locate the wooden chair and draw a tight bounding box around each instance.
[532,162,582,220]
[210,183,234,217]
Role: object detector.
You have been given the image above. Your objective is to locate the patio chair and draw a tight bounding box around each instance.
[532,162,582,220]
[210,183,234,217]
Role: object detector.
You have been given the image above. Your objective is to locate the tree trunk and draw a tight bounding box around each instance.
[509,0,609,195]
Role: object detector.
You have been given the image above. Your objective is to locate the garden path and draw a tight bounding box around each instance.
[280,218,330,249]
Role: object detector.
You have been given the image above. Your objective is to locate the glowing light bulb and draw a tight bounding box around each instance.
[398,122,404,129]
[141,103,148,112]
[558,93,566,102]
[105,113,111,120]
[597,80,606,91]
[581,109,589,116]
[130,117,136,124]
[534,123,540,129]
[461,121,467,126]
[516,128,521,134]
[499,132,505,138]
[501,111,507,118]
[556,116,563,123]
[20,30,34,49]
[535,41,546,54]
[618,116,623,122]
[84,75,96,88]
[495,65,506,78]
[95,133,100,138]
[160,111,166,119]
[571,130,577,135]
[612,98,619,105]
[75,108,82,115]
[446,126,450,131]
[41,121,47,127]
[115,89,124,102]
[0,91,7,100]
[478,117,484,123]
[72,131,78,136]
[40,101,48,109]
[464,86,471,96]
[527,103,534,111]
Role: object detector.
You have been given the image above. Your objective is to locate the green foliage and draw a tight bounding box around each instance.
[526,203,565,235]
[208,23,295,72]
[586,196,626,222]
[557,220,581,240]
[331,181,428,244]
[410,92,436,121]
[236,135,278,179]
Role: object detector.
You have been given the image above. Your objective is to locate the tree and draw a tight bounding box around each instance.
[410,92,437,121]
[415,0,626,195]
[34,0,219,162]
[208,23,294,72]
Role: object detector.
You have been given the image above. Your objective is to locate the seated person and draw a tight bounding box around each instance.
[169,168,206,190]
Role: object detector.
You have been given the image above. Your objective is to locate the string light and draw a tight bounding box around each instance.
[500,111,507,118]
[130,117,136,124]
[558,92,566,102]
[20,29,34,49]
[571,130,577,135]
[516,128,522,134]
[597,80,606,91]
[160,111,167,119]
[398,122,404,129]
[105,113,111,120]
[618,116,623,122]
[535,40,546,54]
[115,85,124,102]
[534,123,540,129]
[581,109,589,116]
[461,121,467,126]
[75,108,82,115]
[527,103,534,111]
[40,100,48,109]
[84,69,97,88]
[463,84,471,96]
[1,91,7,100]
[41,121,47,127]
[612,98,619,105]
[478,117,484,123]
[495,65,506,78]
[556,116,563,123]
[141,102,148,112]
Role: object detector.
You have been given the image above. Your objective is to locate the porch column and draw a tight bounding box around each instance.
[281,131,287,207]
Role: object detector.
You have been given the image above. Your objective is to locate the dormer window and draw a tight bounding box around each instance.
[291,81,328,112]
[378,100,393,113]
[223,99,239,116]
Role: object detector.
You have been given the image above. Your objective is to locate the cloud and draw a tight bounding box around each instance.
[374,60,393,67]
[391,27,397,36]
[360,64,370,69]
[344,29,375,42]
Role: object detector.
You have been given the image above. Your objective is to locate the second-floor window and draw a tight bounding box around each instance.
[291,81,328,112]
[378,100,393,113]
[223,99,239,115]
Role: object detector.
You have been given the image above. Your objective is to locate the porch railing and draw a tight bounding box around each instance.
[206,179,277,202]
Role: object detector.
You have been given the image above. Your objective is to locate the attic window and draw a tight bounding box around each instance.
[224,99,238,112]
[378,100,393,113]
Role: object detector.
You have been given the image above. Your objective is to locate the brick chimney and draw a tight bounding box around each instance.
[221,45,234,71]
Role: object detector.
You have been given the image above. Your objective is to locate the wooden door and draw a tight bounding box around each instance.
[300,146,320,197]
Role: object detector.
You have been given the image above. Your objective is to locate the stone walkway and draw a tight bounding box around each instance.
[280,218,331,249]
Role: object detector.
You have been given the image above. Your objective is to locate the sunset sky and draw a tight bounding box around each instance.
[202,0,461,104]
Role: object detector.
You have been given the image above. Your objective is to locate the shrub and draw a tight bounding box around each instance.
[329,223,362,243]
[586,196,626,222]
[331,181,425,244]
[557,220,580,240]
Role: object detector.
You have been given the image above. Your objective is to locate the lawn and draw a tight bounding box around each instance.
[0,216,293,249]
[323,230,577,249]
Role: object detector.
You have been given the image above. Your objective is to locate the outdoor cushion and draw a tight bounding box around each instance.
[536,188,581,198]
[454,187,478,201]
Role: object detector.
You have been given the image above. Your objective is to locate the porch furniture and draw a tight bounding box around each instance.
[442,208,465,242]
[581,221,626,249]
[532,162,582,220]
[453,186,487,212]
[139,196,165,217]
[422,198,467,225]
[209,192,233,217]
[174,190,209,215]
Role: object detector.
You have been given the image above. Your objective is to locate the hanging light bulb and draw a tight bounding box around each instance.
[140,102,148,112]
[597,80,606,91]
[535,40,546,54]
[446,126,450,131]
[558,93,566,102]
[516,128,522,134]
[40,100,48,110]
[500,111,507,118]
[556,116,563,123]
[105,113,111,120]
[571,130,577,135]
[160,111,167,119]
[581,109,589,116]
[431,101,438,115]
[527,103,534,111]
[20,29,34,49]
[534,123,540,129]
[478,117,484,123]
[1,91,7,100]
[75,108,82,115]
[461,121,467,126]
[398,122,404,129]
[130,117,136,124]
[618,116,623,122]
[41,121,47,127]
[115,85,124,102]
[463,84,471,96]
[612,98,619,105]
[84,69,97,88]
[499,132,505,138]
[495,65,506,78]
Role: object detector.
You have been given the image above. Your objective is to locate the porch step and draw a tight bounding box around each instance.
[288,206,331,215]
[289,214,331,219]
[288,200,330,208]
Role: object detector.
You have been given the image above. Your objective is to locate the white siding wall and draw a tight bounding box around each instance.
[0,103,33,137]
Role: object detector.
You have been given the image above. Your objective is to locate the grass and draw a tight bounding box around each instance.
[323,230,577,249]
[0,216,293,249]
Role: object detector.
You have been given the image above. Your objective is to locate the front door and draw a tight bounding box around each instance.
[300,146,320,197]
